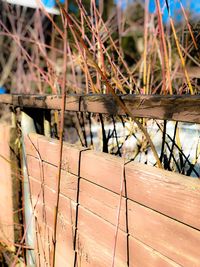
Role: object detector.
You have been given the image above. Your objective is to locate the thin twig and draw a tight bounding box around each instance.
[58,3,162,168]
[51,1,68,266]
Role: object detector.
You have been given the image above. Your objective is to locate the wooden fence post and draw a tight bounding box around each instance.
[0,106,21,252]
[21,110,37,266]
[20,108,51,266]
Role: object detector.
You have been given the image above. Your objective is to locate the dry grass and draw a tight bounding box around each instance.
[0,2,200,264]
[0,242,25,266]
[0,1,199,95]
[0,0,199,173]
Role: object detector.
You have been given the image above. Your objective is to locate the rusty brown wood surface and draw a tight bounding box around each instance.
[29,178,182,267]
[1,94,200,123]
[0,124,15,248]
[0,123,22,249]
[28,165,200,267]
[25,133,200,230]
[25,133,200,266]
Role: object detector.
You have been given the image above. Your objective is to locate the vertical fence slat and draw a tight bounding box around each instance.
[0,120,21,250]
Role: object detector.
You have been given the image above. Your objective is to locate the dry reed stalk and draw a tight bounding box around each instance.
[72,31,99,93]
[34,10,44,93]
[111,129,126,266]
[76,0,136,92]
[0,32,62,53]
[11,182,42,266]
[36,0,63,38]
[143,0,149,94]
[164,0,194,95]
[146,59,151,94]
[50,2,68,266]
[11,132,46,266]
[92,0,105,92]
[80,10,89,93]
[1,2,62,93]
[180,44,200,67]
[90,0,100,91]
[178,0,198,51]
[76,0,134,84]
[67,45,76,84]
[155,0,172,94]
[0,19,57,93]
[57,3,162,168]
[61,8,97,93]
[94,8,133,80]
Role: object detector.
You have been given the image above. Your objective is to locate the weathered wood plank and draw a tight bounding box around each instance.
[34,221,52,267]
[26,134,200,266]
[34,208,75,267]
[129,237,181,267]
[80,149,200,230]
[29,177,76,227]
[75,231,181,267]
[29,163,200,267]
[78,178,200,266]
[27,156,78,202]
[25,133,124,192]
[30,178,126,266]
[28,158,126,230]
[29,177,76,266]
[0,123,20,249]
[128,200,200,267]
[29,179,182,266]
[0,124,14,247]
[77,175,200,267]
[25,133,200,231]
[24,133,88,175]
[1,94,200,122]
[126,162,200,231]
[35,205,125,267]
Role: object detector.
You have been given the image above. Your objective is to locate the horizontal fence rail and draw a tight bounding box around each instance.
[1,94,200,123]
[25,133,200,267]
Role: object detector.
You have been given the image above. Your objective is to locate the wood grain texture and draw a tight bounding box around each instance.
[129,237,181,267]
[27,156,78,201]
[25,133,200,266]
[78,179,200,266]
[0,123,22,249]
[34,209,75,267]
[29,178,126,266]
[29,178,183,266]
[24,133,88,175]
[28,158,126,230]
[29,177,76,227]
[0,124,15,248]
[80,149,200,230]
[1,94,200,122]
[126,162,200,230]
[128,201,200,267]
[25,133,200,231]
[28,166,200,266]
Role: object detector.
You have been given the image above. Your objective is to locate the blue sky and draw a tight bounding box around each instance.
[42,0,200,23]
[117,0,200,22]
[42,0,64,8]
[149,0,200,22]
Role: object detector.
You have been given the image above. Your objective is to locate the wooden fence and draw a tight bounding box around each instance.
[1,93,200,123]
[25,133,200,267]
[0,94,200,266]
[0,122,21,252]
